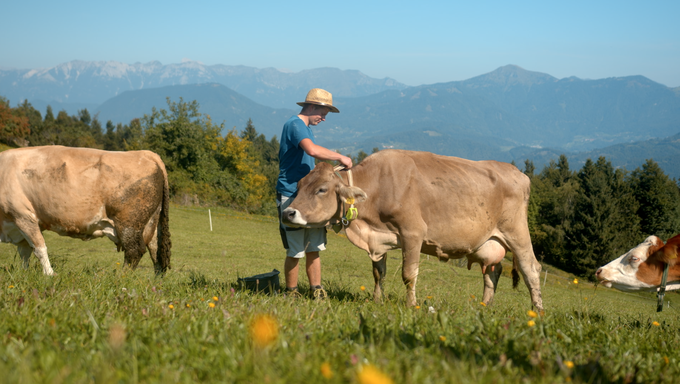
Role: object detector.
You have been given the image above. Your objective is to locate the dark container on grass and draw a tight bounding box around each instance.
[237,269,280,294]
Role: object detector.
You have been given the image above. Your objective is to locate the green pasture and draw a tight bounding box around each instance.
[1,206,679,383]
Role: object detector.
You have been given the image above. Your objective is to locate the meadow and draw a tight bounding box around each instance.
[1,206,678,383]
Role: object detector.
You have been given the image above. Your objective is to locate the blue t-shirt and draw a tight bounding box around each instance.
[276,115,315,197]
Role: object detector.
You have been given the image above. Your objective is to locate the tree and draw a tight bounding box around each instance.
[219,129,268,211]
[524,159,535,177]
[531,155,578,267]
[103,120,122,151]
[564,157,639,279]
[239,119,279,207]
[240,118,258,142]
[0,97,30,146]
[51,110,97,148]
[142,98,222,185]
[44,105,55,123]
[630,159,680,239]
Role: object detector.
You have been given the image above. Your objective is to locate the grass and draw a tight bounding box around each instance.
[1,205,679,383]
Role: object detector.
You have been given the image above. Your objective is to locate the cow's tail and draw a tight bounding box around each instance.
[156,162,172,274]
[512,254,520,289]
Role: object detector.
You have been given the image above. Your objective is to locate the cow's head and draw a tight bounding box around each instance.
[282,162,367,228]
[595,235,680,292]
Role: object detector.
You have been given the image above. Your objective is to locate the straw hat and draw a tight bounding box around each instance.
[297,88,340,113]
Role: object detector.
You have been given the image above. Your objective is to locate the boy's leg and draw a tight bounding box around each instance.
[285,257,300,289]
[305,251,321,287]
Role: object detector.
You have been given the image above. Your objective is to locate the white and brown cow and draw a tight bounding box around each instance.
[0,146,171,275]
[281,149,543,310]
[596,234,680,292]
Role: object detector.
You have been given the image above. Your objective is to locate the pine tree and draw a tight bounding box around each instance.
[531,155,578,268]
[524,159,535,177]
[103,121,121,151]
[630,159,680,239]
[565,157,639,279]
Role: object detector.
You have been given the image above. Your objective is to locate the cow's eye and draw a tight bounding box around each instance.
[316,187,327,195]
[629,256,639,263]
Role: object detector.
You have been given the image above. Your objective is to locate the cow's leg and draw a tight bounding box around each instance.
[372,254,387,302]
[17,240,33,269]
[517,256,543,311]
[146,228,159,265]
[121,227,146,269]
[507,239,544,311]
[401,241,422,307]
[143,208,161,268]
[482,262,503,306]
[34,246,54,275]
[14,218,54,275]
[19,242,54,275]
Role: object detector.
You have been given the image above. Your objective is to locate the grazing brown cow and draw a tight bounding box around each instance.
[596,234,680,292]
[0,146,171,275]
[281,149,543,310]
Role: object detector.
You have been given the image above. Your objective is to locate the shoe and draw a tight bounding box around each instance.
[311,285,327,300]
[286,287,302,298]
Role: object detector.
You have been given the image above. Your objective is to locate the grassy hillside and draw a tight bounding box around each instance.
[1,206,678,383]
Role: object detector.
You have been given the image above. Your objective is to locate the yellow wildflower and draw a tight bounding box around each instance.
[208,303,215,308]
[573,278,578,284]
[527,320,536,327]
[565,361,575,369]
[186,303,191,308]
[320,362,333,379]
[213,296,219,301]
[415,306,421,309]
[527,310,538,318]
[480,302,487,307]
[664,356,669,364]
[250,314,279,348]
[426,296,433,299]
[8,285,14,289]
[652,321,660,327]
[360,286,366,291]
[439,335,446,342]
[168,304,174,309]
[357,364,394,384]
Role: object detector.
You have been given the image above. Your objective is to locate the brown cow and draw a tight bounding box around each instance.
[596,234,680,292]
[0,146,171,275]
[281,149,543,310]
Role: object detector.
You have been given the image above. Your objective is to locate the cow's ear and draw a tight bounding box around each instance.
[647,236,665,258]
[338,185,367,203]
[661,234,680,265]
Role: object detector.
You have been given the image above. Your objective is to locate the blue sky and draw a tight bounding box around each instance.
[3,0,679,87]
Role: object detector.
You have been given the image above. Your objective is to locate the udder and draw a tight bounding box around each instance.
[467,239,506,274]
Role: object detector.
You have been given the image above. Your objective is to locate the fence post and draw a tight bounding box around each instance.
[209,209,213,231]
[543,268,548,287]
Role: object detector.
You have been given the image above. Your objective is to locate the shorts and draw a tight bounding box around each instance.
[277,193,327,258]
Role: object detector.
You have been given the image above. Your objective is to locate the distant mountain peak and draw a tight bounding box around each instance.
[467,65,558,88]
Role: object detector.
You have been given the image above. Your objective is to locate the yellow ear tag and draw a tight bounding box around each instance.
[346,207,358,221]
[345,197,355,205]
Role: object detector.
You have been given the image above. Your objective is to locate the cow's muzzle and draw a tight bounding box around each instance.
[594,267,613,288]
[281,207,307,227]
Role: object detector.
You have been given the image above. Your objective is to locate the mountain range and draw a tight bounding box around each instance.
[0,60,406,109]
[2,61,680,177]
